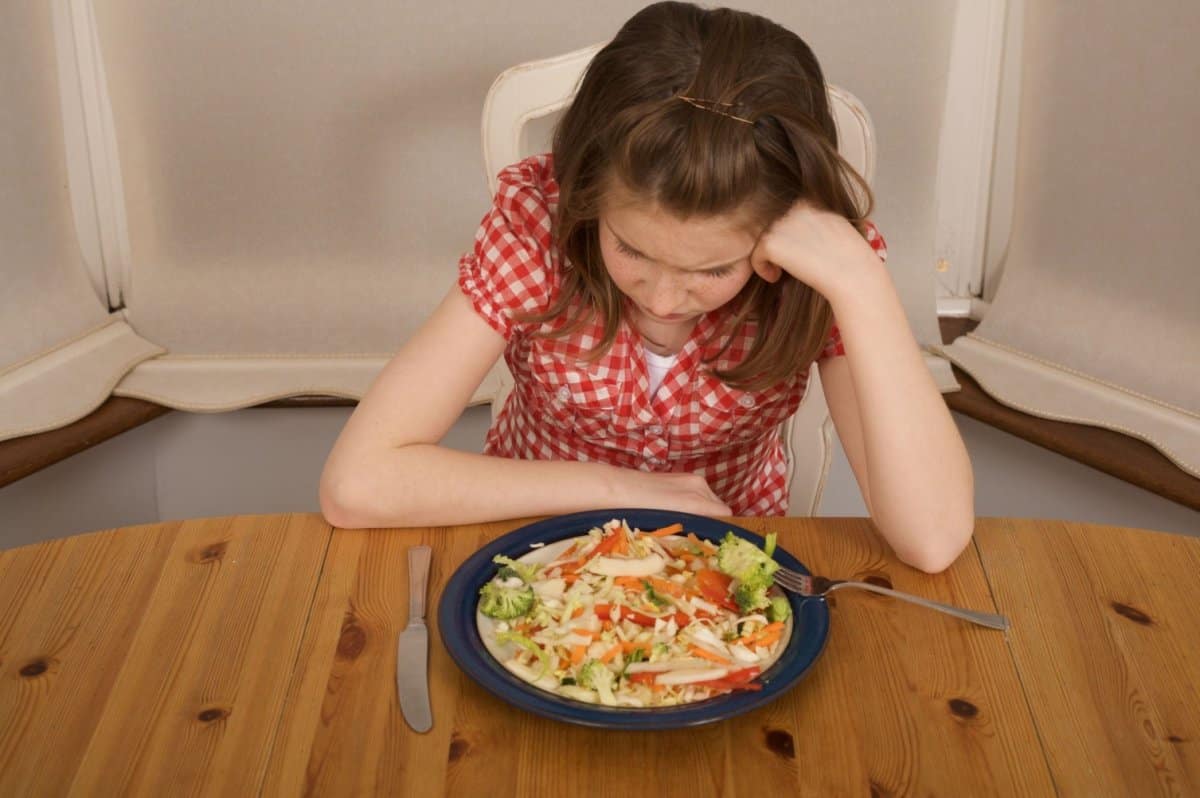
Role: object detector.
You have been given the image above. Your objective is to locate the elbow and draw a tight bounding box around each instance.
[898,538,969,574]
[884,509,976,575]
[319,467,376,529]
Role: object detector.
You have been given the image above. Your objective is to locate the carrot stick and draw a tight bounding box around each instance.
[621,640,652,656]
[599,643,622,664]
[688,644,732,665]
[648,576,683,597]
[647,523,684,537]
[756,630,783,648]
[754,622,785,641]
[735,622,786,647]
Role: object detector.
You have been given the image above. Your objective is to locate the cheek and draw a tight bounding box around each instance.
[599,247,642,291]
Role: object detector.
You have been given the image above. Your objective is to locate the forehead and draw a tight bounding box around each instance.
[600,185,759,266]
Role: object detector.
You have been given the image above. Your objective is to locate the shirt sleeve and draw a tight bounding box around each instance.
[818,220,888,360]
[457,161,557,340]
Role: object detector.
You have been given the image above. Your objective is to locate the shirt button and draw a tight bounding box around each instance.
[738,394,756,409]
[557,386,571,403]
[647,424,663,435]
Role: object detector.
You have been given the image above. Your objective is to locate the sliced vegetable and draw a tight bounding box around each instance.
[585,553,666,577]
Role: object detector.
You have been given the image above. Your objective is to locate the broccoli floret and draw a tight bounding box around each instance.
[734,582,771,613]
[492,555,538,583]
[651,642,669,660]
[578,659,617,705]
[577,660,606,689]
[766,595,792,623]
[479,579,535,619]
[716,532,779,589]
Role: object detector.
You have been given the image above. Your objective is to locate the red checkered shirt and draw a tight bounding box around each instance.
[458,155,888,515]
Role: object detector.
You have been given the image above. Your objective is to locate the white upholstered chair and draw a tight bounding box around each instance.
[478,43,877,515]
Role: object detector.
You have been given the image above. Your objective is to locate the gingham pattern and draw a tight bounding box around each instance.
[459,155,888,515]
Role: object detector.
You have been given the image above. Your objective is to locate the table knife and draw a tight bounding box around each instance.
[397,545,433,733]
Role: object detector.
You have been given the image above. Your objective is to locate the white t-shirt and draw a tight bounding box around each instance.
[644,349,679,395]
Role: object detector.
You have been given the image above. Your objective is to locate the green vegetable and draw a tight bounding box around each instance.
[641,579,669,607]
[479,579,535,619]
[766,595,792,623]
[496,630,551,676]
[620,648,646,679]
[763,533,777,558]
[492,555,539,584]
[734,582,771,613]
[578,659,616,705]
[651,642,669,660]
[716,532,779,589]
[577,660,606,689]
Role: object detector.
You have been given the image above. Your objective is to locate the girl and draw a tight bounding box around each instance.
[320,2,974,572]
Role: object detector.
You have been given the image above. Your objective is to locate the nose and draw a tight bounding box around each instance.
[643,272,687,317]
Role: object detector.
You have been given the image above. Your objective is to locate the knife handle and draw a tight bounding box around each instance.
[408,545,432,621]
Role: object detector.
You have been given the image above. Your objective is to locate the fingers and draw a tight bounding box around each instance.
[663,473,732,517]
[749,239,783,284]
[614,470,733,518]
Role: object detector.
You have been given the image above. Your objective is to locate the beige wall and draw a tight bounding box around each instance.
[89,0,953,356]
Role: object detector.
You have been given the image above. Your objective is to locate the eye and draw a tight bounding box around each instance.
[702,265,737,279]
[615,239,643,259]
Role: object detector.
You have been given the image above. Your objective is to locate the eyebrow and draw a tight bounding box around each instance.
[605,221,751,272]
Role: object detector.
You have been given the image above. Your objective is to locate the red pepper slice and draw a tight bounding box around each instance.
[594,603,690,628]
[694,569,740,612]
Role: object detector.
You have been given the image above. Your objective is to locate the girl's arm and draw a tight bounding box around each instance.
[319,287,731,528]
[753,207,974,573]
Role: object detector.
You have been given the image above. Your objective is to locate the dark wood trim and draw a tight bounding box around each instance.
[0,396,358,489]
[940,318,1200,511]
[0,398,171,488]
[3,328,1197,511]
[259,396,358,408]
[938,316,980,343]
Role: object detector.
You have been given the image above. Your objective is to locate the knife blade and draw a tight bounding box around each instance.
[397,544,433,733]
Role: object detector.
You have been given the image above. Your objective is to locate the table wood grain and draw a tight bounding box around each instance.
[1,514,1195,796]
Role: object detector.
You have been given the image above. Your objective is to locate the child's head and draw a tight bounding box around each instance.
[548,1,873,389]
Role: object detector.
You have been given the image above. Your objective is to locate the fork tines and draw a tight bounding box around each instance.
[773,567,810,594]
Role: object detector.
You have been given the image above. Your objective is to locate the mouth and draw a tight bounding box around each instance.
[635,304,695,323]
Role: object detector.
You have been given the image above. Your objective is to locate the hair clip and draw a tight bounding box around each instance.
[676,95,754,125]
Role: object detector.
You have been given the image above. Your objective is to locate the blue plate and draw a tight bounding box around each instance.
[437,508,829,730]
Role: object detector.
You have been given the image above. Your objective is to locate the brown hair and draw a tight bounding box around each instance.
[540,1,873,390]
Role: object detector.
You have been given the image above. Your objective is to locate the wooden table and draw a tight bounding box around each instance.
[1,515,1196,796]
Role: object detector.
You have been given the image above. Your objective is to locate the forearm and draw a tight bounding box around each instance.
[321,444,730,528]
[826,260,975,570]
[321,445,630,527]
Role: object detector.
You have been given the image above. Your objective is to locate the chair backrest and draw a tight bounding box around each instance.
[480,43,877,516]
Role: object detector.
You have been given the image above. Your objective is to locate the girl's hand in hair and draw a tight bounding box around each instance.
[749,202,881,298]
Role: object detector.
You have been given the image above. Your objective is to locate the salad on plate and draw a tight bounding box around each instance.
[475,518,792,708]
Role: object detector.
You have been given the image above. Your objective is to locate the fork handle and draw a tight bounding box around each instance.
[827,581,1009,630]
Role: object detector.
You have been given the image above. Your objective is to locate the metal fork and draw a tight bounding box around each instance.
[773,566,1009,630]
